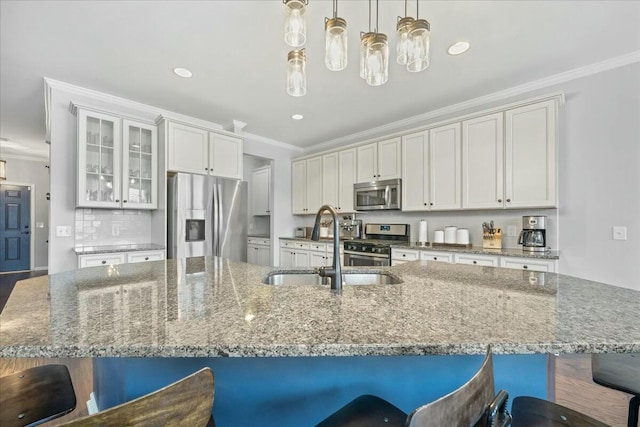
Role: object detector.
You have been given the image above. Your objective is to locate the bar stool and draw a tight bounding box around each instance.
[315,346,511,427]
[511,396,610,427]
[0,364,77,427]
[591,353,639,427]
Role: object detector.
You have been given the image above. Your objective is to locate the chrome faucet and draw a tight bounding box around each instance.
[311,205,343,292]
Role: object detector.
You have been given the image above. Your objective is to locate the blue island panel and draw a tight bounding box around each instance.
[94,354,547,427]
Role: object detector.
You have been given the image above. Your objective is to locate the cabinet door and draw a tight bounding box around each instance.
[252,167,271,216]
[322,152,339,208]
[505,100,557,208]
[306,157,323,213]
[294,250,310,267]
[247,244,259,264]
[391,248,420,262]
[430,123,461,210]
[257,246,271,266]
[462,113,504,209]
[291,160,307,214]
[279,248,294,267]
[499,257,556,272]
[167,122,209,174]
[209,132,243,180]
[454,253,498,267]
[309,251,328,267]
[338,148,356,212]
[377,137,402,180]
[402,131,429,211]
[356,142,378,182]
[77,110,122,208]
[78,253,126,268]
[419,251,454,263]
[122,120,158,209]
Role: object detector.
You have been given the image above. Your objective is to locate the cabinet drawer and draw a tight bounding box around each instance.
[392,249,420,262]
[78,253,126,268]
[127,250,165,263]
[454,253,499,267]
[499,257,556,272]
[280,240,296,248]
[248,238,270,246]
[310,243,327,252]
[294,242,311,250]
[420,251,454,263]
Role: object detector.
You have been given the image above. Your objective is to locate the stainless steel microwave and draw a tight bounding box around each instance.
[354,179,401,211]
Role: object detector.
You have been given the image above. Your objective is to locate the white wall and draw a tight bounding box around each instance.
[0,156,50,269]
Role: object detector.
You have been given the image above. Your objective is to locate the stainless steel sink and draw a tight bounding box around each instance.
[262,271,402,286]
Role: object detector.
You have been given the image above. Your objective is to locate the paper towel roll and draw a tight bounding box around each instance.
[418,220,428,244]
[434,230,444,243]
[456,228,469,244]
[444,226,457,244]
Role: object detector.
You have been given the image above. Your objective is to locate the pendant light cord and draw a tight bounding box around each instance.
[368,0,372,33]
[416,0,420,19]
[376,0,379,32]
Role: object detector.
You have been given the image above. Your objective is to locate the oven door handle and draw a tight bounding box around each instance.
[344,251,389,259]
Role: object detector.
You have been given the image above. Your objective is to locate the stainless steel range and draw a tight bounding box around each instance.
[343,223,410,267]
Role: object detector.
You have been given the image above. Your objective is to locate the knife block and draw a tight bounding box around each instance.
[483,228,502,249]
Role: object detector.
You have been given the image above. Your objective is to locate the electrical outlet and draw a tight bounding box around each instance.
[55,225,71,237]
[613,226,627,241]
[507,225,517,237]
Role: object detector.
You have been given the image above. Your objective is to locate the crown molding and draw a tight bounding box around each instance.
[241,130,303,153]
[309,50,640,153]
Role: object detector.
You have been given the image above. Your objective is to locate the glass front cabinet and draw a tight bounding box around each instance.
[76,107,157,209]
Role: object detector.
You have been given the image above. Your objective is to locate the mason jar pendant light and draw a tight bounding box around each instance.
[325,0,347,71]
[359,32,374,79]
[287,49,307,97]
[396,0,415,65]
[284,0,308,47]
[365,0,389,86]
[407,0,430,72]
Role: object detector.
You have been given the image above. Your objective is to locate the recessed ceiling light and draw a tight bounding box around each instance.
[173,67,193,78]
[447,41,470,55]
[291,114,304,120]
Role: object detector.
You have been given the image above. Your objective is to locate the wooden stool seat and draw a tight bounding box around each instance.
[591,353,640,427]
[0,364,77,427]
[511,396,609,427]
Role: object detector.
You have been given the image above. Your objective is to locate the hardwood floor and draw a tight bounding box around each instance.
[0,271,634,426]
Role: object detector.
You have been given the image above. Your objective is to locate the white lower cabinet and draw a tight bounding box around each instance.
[279,240,310,267]
[454,253,499,267]
[420,251,454,263]
[247,238,271,266]
[78,250,164,269]
[499,257,556,272]
[391,248,420,266]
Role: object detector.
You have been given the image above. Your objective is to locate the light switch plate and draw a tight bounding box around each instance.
[612,226,627,241]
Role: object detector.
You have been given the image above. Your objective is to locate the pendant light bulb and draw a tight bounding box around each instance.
[284,0,307,47]
[325,17,348,71]
[407,19,430,72]
[366,33,389,86]
[287,49,307,97]
[360,32,374,79]
[396,17,415,65]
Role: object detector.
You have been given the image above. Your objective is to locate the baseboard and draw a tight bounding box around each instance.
[33,266,48,271]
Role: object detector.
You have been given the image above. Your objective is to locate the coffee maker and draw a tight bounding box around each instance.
[518,216,547,252]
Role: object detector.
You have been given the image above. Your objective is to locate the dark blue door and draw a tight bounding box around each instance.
[0,184,31,272]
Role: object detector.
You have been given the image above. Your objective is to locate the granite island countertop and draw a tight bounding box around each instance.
[73,243,165,255]
[1,257,638,358]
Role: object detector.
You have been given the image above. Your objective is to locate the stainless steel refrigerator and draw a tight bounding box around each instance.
[167,173,247,261]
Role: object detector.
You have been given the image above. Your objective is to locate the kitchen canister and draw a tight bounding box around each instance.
[444,226,457,244]
[418,220,428,245]
[434,230,444,243]
[456,228,470,245]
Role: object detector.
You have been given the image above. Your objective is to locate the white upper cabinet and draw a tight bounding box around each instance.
[122,120,158,209]
[306,156,323,213]
[356,137,401,183]
[76,107,158,210]
[209,132,243,180]
[167,122,208,174]
[321,148,356,213]
[462,112,504,209]
[505,100,557,208]
[402,123,460,211]
[338,148,356,212]
[291,159,308,214]
[252,166,271,216]
[167,121,243,180]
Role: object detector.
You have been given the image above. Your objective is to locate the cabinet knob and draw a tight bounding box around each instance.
[473,261,477,264]
[123,200,128,203]
[433,257,437,260]
[506,198,511,202]
[402,254,406,257]
[115,199,120,202]
[101,260,106,265]
[523,265,528,269]
[205,168,209,171]
[424,203,427,206]
[145,257,149,261]
[497,199,502,203]
[430,202,433,206]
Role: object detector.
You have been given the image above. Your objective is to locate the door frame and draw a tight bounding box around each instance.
[0,181,36,272]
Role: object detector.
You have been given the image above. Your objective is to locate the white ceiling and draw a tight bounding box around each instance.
[1,0,640,160]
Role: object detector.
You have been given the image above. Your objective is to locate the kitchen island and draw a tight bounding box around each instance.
[1,257,638,426]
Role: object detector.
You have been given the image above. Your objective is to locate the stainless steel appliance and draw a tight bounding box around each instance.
[354,179,401,211]
[338,218,362,240]
[168,173,247,261]
[518,215,548,252]
[344,223,410,267]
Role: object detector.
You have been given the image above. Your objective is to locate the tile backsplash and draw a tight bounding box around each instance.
[75,209,153,247]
